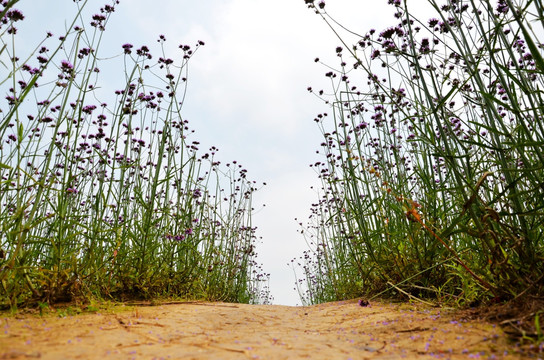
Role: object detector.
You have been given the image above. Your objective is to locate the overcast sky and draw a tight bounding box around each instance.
[17,0,402,305]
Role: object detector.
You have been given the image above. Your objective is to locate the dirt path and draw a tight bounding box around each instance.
[0,299,533,359]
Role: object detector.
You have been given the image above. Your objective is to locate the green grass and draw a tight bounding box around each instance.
[0,0,271,309]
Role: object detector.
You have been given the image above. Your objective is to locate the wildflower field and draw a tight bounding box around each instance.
[297,0,544,326]
[0,0,543,357]
[0,0,270,308]
[1,0,543,339]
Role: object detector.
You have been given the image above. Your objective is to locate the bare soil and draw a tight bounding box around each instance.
[0,299,539,359]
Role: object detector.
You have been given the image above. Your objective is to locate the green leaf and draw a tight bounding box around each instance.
[18,122,23,142]
[0,43,7,59]
[479,90,518,114]
[431,85,458,114]
[535,311,543,340]
[519,23,544,74]
[495,63,527,92]
[1,72,41,134]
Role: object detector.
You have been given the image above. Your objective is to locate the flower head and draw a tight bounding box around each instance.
[7,9,25,22]
[122,43,133,54]
[60,60,73,73]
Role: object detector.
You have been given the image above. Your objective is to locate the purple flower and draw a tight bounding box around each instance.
[428,18,439,27]
[7,9,25,22]
[174,234,185,242]
[82,105,97,114]
[496,0,509,14]
[380,26,403,39]
[78,47,92,59]
[60,60,73,73]
[92,14,106,21]
[5,95,17,105]
[122,43,133,54]
[158,57,174,65]
[91,14,106,29]
[102,4,115,13]
[419,38,431,54]
[136,45,151,58]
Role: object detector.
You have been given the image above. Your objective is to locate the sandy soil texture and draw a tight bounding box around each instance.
[0,299,534,359]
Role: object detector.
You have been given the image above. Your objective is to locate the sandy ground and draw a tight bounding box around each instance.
[0,299,536,359]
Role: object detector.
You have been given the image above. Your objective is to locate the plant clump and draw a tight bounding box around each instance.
[0,0,271,308]
[297,0,544,325]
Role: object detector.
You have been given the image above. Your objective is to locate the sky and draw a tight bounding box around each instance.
[15,0,402,305]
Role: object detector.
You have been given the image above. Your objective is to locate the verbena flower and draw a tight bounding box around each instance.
[7,9,24,22]
[122,43,133,54]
